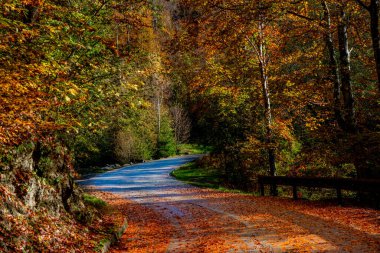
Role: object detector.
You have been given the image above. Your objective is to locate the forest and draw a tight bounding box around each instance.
[173,0,380,187]
[0,0,380,252]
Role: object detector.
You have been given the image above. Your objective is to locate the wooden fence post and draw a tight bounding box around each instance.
[292,185,298,200]
[337,187,342,205]
[260,182,265,196]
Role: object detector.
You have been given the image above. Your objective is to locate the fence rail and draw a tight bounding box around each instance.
[258,175,380,202]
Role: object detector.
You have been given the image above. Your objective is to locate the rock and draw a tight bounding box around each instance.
[0,141,85,216]
[24,177,38,209]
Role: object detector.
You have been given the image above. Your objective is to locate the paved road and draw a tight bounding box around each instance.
[78,155,202,203]
[78,155,380,252]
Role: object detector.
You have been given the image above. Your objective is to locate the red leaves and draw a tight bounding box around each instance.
[86,190,173,253]
[89,187,380,252]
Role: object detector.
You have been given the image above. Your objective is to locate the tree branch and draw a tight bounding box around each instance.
[355,0,370,11]
[287,10,315,22]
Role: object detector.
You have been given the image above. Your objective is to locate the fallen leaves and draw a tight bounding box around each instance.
[82,189,169,253]
[92,186,380,252]
[0,188,126,253]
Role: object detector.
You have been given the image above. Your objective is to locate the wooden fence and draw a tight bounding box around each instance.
[258,175,380,203]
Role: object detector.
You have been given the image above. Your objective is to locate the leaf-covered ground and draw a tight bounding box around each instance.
[80,156,380,252]
[0,187,125,253]
[90,188,380,252]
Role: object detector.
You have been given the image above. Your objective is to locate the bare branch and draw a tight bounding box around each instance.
[355,0,371,11]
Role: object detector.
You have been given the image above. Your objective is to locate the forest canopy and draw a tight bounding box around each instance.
[169,0,380,188]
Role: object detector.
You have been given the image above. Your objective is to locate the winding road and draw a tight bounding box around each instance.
[78,155,380,252]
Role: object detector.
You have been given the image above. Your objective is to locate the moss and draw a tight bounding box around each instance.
[83,194,107,209]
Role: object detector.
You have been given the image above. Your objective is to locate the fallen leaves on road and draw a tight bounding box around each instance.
[87,186,380,253]
[190,189,380,252]
[88,190,174,253]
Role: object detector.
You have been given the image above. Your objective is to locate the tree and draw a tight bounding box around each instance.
[170,105,191,146]
[245,2,278,194]
[355,0,380,92]
[322,1,344,129]
[338,2,357,132]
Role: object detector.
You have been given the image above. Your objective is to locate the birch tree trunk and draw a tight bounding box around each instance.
[322,1,345,129]
[338,6,357,133]
[256,20,277,196]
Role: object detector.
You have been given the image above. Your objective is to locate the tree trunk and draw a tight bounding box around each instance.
[259,62,276,176]
[157,84,162,144]
[338,7,357,133]
[370,0,380,92]
[355,0,380,91]
[322,1,345,128]
[257,21,277,196]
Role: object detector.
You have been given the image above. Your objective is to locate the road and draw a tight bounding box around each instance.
[78,155,380,252]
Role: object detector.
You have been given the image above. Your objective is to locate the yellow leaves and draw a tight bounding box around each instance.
[21,0,44,6]
[0,0,174,146]
[283,80,302,102]
[44,25,60,35]
[273,119,295,142]
[2,3,22,12]
[286,80,294,87]
[304,117,321,131]
[124,82,139,91]
[64,95,71,102]
[68,88,78,96]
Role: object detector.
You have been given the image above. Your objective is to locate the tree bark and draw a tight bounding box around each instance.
[369,0,380,92]
[322,1,345,129]
[338,6,357,133]
[356,0,380,91]
[256,21,277,196]
[259,60,276,178]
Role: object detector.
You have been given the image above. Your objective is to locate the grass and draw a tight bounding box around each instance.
[83,194,107,209]
[171,162,251,194]
[176,144,213,155]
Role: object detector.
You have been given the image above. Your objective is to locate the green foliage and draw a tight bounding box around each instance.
[83,194,107,209]
[171,162,224,189]
[114,126,155,164]
[156,115,176,158]
[68,128,115,168]
[171,161,252,194]
[0,0,179,169]
[176,144,213,155]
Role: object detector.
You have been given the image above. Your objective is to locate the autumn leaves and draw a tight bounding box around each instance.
[172,0,380,183]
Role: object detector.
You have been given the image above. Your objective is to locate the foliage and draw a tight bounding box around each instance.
[156,114,177,158]
[176,144,213,155]
[0,0,180,169]
[83,193,107,209]
[170,0,380,189]
[171,162,224,189]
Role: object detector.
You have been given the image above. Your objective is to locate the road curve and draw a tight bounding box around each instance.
[78,155,380,253]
